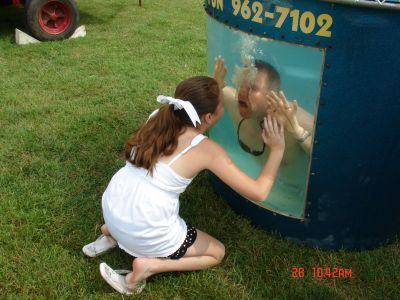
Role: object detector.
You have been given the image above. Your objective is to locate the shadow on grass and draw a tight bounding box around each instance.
[0,6,25,42]
[78,11,105,26]
[78,1,133,25]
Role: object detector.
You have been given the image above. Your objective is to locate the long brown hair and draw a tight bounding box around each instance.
[125,76,220,174]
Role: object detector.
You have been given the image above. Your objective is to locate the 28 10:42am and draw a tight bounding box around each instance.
[292,267,353,279]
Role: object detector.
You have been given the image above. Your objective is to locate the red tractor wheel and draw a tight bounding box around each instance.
[25,0,79,41]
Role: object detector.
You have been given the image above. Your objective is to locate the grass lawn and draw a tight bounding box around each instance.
[0,0,399,299]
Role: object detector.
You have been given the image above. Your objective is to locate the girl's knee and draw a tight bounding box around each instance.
[214,241,225,263]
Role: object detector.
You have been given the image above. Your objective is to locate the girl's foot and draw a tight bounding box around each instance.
[126,257,154,284]
[82,234,117,257]
[99,262,146,295]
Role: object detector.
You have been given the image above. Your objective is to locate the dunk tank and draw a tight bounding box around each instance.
[205,0,400,249]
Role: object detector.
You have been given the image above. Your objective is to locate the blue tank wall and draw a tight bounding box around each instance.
[205,0,400,249]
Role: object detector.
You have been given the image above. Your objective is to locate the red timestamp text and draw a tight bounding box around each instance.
[291,267,353,279]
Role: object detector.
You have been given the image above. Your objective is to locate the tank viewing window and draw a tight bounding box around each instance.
[208,18,325,219]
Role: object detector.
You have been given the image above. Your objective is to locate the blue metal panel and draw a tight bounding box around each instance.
[205,0,400,249]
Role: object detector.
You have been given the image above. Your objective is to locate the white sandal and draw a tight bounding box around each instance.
[82,234,117,257]
[99,262,146,295]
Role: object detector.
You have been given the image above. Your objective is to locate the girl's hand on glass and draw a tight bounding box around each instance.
[213,56,227,90]
[262,115,285,152]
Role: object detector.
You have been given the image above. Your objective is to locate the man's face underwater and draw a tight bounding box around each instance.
[237,70,271,119]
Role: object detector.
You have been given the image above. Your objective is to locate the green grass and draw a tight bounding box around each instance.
[0,1,399,299]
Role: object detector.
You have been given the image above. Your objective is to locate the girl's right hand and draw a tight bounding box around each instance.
[262,115,285,152]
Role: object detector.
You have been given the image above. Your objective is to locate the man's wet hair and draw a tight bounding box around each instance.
[254,59,280,91]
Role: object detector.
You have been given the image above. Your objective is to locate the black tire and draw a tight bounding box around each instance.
[25,0,79,41]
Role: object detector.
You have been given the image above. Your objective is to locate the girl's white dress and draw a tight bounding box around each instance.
[102,134,207,257]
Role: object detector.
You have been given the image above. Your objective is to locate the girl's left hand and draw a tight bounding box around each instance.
[213,56,227,90]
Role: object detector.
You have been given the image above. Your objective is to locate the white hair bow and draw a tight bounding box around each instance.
[157,95,201,127]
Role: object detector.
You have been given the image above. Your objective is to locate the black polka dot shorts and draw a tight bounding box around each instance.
[167,224,197,259]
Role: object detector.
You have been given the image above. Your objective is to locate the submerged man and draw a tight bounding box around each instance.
[214,57,314,161]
